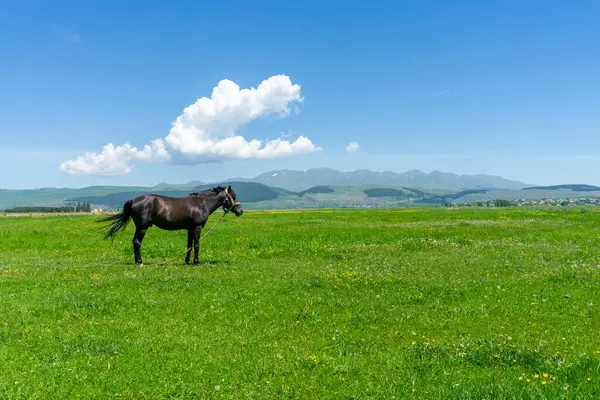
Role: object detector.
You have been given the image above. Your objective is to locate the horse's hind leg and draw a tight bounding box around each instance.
[133,228,147,265]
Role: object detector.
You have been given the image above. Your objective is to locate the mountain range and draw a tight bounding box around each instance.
[5,168,598,211]
[172,168,531,191]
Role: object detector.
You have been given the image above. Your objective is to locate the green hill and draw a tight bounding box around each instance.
[298,186,335,196]
[523,184,600,192]
[0,186,149,210]
[363,188,407,198]
[66,182,292,209]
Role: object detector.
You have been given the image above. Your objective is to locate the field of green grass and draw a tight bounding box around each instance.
[1,208,600,399]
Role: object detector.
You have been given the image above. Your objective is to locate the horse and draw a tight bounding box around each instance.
[99,185,243,265]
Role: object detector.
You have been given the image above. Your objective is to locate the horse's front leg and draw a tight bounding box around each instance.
[193,225,202,265]
[185,229,193,264]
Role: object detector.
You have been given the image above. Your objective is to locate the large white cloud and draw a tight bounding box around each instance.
[59,75,321,175]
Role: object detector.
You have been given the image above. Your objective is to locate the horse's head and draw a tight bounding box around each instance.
[222,185,243,216]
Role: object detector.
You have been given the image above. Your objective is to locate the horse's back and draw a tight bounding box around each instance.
[132,194,194,230]
[131,193,187,206]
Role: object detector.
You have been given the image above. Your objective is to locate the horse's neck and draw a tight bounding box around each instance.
[203,193,224,215]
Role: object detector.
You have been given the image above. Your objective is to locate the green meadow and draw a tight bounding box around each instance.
[1,208,600,399]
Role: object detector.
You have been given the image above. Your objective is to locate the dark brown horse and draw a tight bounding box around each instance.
[99,185,243,265]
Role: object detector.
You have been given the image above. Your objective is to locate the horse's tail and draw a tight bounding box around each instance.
[98,199,133,241]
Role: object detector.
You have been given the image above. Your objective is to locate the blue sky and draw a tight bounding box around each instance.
[1,0,599,189]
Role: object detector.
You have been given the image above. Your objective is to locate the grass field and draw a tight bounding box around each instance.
[1,208,600,399]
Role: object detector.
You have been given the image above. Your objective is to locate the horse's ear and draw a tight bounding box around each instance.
[228,184,232,191]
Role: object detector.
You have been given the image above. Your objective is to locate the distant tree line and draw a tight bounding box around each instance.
[493,199,515,207]
[3,202,92,213]
[74,202,92,212]
[462,199,516,207]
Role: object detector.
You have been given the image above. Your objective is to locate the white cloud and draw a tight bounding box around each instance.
[346,142,360,152]
[59,140,170,175]
[59,75,321,175]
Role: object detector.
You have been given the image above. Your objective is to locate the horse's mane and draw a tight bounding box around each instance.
[188,186,225,197]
